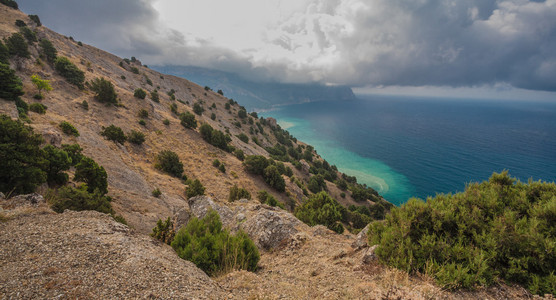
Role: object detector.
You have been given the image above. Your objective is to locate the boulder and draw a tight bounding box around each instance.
[172,207,190,231]
[4,193,45,208]
[240,205,301,250]
[187,196,234,228]
[362,245,378,264]
[351,224,371,250]
[42,128,63,147]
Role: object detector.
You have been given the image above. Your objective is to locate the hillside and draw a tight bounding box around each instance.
[152,65,357,111]
[0,4,545,299]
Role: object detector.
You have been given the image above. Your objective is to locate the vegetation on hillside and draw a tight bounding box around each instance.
[368,172,556,295]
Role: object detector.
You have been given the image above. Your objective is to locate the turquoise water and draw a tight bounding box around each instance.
[261,95,556,205]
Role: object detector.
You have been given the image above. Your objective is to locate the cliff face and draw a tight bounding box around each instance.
[0,5,536,299]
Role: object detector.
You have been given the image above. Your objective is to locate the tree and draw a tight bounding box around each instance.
[155,150,183,178]
[74,156,108,195]
[31,74,52,99]
[0,115,47,195]
[0,63,24,101]
[0,41,9,64]
[54,57,85,88]
[179,112,197,129]
[238,109,247,119]
[0,0,18,9]
[42,145,72,185]
[5,33,29,58]
[193,102,204,115]
[29,15,41,26]
[90,77,117,104]
[186,179,205,198]
[229,185,251,202]
[39,39,57,63]
[243,155,268,175]
[263,165,286,192]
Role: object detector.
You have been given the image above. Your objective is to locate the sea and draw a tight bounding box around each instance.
[260,94,556,206]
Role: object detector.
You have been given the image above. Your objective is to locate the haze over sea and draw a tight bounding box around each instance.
[261,95,556,205]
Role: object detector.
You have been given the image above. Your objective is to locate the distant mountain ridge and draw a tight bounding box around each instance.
[152,65,356,111]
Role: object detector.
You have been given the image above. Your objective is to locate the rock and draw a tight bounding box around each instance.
[172,207,190,231]
[236,213,246,223]
[42,128,63,147]
[351,224,371,250]
[312,225,332,236]
[362,245,378,264]
[300,160,311,173]
[188,196,234,228]
[267,117,277,128]
[240,207,301,250]
[6,193,45,208]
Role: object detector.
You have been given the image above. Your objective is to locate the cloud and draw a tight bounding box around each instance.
[17,0,556,91]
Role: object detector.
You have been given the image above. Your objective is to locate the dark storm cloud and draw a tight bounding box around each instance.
[16,0,556,91]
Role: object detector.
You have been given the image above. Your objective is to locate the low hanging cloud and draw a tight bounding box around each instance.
[17,0,556,91]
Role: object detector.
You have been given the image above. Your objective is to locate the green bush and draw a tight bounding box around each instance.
[368,172,556,295]
[257,190,284,209]
[238,109,247,119]
[54,57,85,88]
[15,19,26,27]
[130,66,139,74]
[229,185,251,202]
[152,188,162,198]
[50,185,114,215]
[193,102,204,115]
[199,124,230,152]
[210,112,216,120]
[212,159,221,168]
[186,179,205,198]
[155,150,183,178]
[61,143,83,166]
[5,33,29,58]
[237,133,249,143]
[90,77,117,104]
[39,39,57,63]
[163,118,170,126]
[134,88,146,99]
[263,165,286,192]
[234,149,245,161]
[218,164,226,173]
[150,90,159,103]
[138,109,148,118]
[127,130,145,145]
[29,15,41,26]
[59,121,79,136]
[42,145,71,185]
[151,217,175,245]
[295,191,344,234]
[243,155,269,175]
[179,111,197,129]
[81,100,88,110]
[0,63,24,101]
[0,0,18,9]
[20,27,37,43]
[138,119,146,126]
[307,175,326,194]
[0,41,9,64]
[0,114,47,195]
[171,210,259,276]
[74,156,108,195]
[100,125,126,144]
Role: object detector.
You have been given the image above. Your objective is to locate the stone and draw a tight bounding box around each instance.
[8,193,45,208]
[42,128,63,147]
[362,245,378,264]
[172,207,190,231]
[188,196,234,228]
[351,224,371,250]
[240,208,301,250]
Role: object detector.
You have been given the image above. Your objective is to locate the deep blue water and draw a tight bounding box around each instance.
[261,95,556,205]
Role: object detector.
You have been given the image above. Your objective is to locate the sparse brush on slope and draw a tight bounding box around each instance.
[369,171,556,295]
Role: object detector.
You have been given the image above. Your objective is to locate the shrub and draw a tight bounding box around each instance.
[15,19,26,27]
[134,88,146,99]
[29,15,41,26]
[210,112,216,120]
[42,145,71,185]
[0,63,24,101]
[212,159,221,167]
[199,124,230,151]
[368,172,556,295]
[138,119,146,126]
[127,130,145,145]
[263,165,286,192]
[295,191,344,234]
[155,150,183,178]
[171,210,259,276]
[243,155,269,175]
[39,39,57,63]
[61,143,83,166]
[138,109,148,118]
[0,41,8,64]
[229,185,251,202]
[5,33,29,58]
[31,74,52,98]
[74,156,108,195]
[234,149,245,161]
[152,188,162,198]
[0,115,47,195]
[59,121,79,136]
[81,100,88,110]
[238,109,247,119]
[163,118,170,125]
[237,133,249,143]
[0,0,18,9]
[218,164,226,173]
[225,103,230,110]
[144,75,152,86]
[151,217,175,245]
[54,57,85,88]
[256,190,284,209]
[50,185,114,215]
[28,102,47,114]
[193,102,204,115]
[186,179,205,198]
[217,89,223,95]
[179,112,197,129]
[90,77,117,104]
[20,27,37,43]
[308,175,326,194]
[150,90,159,103]
[100,125,126,144]
[130,66,139,74]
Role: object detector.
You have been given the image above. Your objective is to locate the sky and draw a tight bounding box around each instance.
[16,0,556,98]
